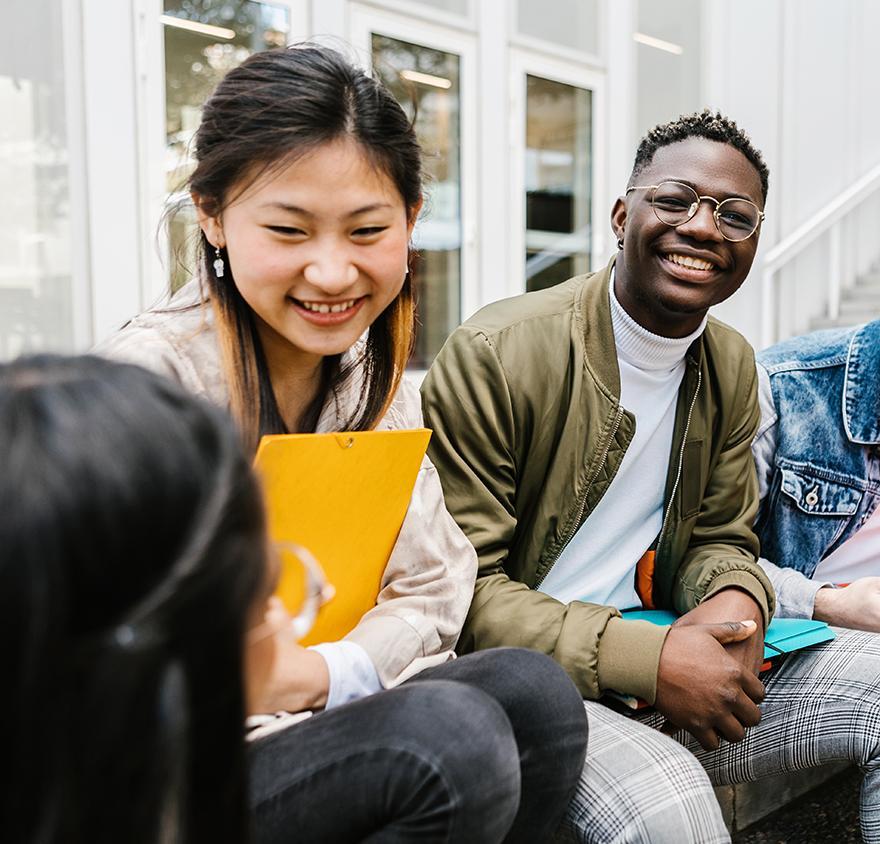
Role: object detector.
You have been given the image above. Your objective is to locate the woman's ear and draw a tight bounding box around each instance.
[406,196,424,236]
[192,191,225,248]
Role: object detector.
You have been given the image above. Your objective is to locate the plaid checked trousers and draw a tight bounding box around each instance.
[556,627,880,844]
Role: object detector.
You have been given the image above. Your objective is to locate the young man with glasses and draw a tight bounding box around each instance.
[422,111,880,843]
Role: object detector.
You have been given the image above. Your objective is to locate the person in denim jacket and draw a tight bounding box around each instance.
[753,319,880,629]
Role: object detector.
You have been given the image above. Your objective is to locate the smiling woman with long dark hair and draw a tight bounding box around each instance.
[87,42,586,843]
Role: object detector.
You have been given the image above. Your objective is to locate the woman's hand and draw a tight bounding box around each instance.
[248,628,330,716]
[814,578,880,631]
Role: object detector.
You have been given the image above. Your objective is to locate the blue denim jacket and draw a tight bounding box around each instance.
[753,320,880,582]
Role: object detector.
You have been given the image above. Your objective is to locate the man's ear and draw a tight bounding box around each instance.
[610,196,628,245]
[192,191,224,248]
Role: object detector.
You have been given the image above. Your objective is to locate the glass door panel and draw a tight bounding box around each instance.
[524,74,592,292]
[162,0,290,289]
[371,34,461,369]
[0,0,74,357]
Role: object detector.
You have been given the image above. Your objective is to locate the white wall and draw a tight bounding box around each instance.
[708,0,880,348]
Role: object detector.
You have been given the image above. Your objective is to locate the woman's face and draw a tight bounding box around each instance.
[197,138,419,368]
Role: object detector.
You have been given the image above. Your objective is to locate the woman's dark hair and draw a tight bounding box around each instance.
[189,44,423,451]
[1,354,266,843]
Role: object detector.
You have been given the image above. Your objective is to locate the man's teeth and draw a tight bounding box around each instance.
[299,299,357,314]
[665,253,716,271]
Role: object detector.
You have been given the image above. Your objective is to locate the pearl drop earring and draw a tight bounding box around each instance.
[213,246,225,278]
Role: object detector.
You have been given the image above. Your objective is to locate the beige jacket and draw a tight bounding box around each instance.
[95,283,478,687]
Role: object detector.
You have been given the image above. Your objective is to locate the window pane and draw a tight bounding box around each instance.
[525,75,592,292]
[163,0,290,289]
[372,34,462,369]
[0,0,74,357]
[635,0,702,137]
[403,0,469,15]
[517,0,599,55]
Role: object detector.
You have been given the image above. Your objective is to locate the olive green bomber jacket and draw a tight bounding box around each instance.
[421,258,776,703]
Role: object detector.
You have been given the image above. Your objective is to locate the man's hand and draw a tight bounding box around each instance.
[814,578,880,631]
[249,630,330,716]
[674,588,765,674]
[654,620,765,750]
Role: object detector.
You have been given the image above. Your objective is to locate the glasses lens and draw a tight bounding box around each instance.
[274,543,332,641]
[716,198,761,240]
[651,181,700,226]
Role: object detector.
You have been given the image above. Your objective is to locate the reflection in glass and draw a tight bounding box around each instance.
[0,0,73,358]
[163,0,289,289]
[371,34,462,369]
[525,75,592,292]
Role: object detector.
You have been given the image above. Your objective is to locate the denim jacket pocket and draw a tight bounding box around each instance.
[778,466,861,516]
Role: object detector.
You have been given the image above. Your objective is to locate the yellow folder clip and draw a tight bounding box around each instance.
[254,428,431,646]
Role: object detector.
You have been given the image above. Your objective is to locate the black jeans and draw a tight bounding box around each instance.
[248,647,587,843]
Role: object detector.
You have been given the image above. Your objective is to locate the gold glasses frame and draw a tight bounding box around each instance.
[248,542,335,645]
[626,180,765,243]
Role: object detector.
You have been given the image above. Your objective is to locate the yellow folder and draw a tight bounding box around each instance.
[254,429,431,646]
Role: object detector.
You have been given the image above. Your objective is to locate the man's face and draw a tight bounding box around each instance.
[611,137,765,337]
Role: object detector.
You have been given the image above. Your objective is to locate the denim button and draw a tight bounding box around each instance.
[805,487,819,506]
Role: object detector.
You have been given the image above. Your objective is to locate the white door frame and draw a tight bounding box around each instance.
[508,48,607,297]
[133,0,310,310]
[349,3,479,323]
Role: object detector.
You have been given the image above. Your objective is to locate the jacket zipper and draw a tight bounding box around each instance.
[656,368,702,563]
[535,405,626,589]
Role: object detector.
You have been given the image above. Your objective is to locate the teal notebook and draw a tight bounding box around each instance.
[621,609,835,660]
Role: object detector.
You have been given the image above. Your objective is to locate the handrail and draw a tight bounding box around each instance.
[760,161,880,347]
[763,161,880,273]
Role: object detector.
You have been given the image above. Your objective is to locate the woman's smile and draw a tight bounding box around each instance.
[288,295,368,325]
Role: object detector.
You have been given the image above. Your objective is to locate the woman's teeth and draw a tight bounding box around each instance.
[664,253,716,271]
[298,299,357,313]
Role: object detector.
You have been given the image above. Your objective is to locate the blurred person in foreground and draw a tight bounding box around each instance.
[0,354,583,844]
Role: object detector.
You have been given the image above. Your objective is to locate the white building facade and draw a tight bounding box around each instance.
[3,0,880,362]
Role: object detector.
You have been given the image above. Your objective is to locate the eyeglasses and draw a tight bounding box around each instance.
[626,180,765,242]
[248,542,335,645]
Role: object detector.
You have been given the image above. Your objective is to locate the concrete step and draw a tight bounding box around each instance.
[809,314,874,331]
[715,762,850,833]
[838,299,880,322]
[807,266,880,331]
[840,288,880,306]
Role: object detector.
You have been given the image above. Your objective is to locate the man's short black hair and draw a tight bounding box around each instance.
[630,110,769,202]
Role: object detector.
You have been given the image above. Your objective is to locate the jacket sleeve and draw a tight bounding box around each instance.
[344,379,478,688]
[672,353,776,626]
[94,323,195,390]
[422,327,668,703]
[759,558,829,619]
[752,362,779,502]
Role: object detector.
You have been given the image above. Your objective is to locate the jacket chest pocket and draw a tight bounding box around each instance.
[680,439,704,520]
[779,467,862,516]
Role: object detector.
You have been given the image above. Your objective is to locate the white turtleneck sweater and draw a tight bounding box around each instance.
[538,273,707,609]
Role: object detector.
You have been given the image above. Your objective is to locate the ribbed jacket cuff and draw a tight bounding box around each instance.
[702,572,771,629]
[597,616,670,704]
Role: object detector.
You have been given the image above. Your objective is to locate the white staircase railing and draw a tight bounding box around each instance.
[760,161,880,347]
